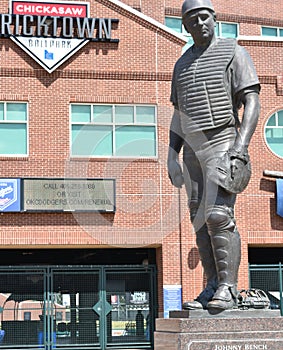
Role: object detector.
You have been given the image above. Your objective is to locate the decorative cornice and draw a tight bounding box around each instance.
[0,67,172,81]
[0,69,280,93]
[258,76,277,85]
[217,13,283,27]
[258,75,283,96]
[238,37,283,46]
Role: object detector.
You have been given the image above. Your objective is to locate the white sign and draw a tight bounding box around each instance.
[11,36,89,73]
[2,0,119,73]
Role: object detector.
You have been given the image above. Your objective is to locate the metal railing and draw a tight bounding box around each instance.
[0,265,156,349]
[249,263,283,316]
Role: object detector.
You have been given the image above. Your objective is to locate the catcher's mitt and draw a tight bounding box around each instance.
[238,289,270,310]
[208,149,251,194]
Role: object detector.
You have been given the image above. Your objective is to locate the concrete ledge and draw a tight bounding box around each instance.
[169,309,281,319]
[154,312,283,350]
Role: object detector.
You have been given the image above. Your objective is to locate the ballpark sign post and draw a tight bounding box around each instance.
[0,1,119,72]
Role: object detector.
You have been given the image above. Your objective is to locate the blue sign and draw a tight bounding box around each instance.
[277,179,283,218]
[163,285,182,318]
[0,179,21,212]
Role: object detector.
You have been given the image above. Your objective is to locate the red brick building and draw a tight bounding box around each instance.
[0,0,283,348]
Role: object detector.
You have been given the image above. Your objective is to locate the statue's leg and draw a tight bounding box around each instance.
[185,126,239,310]
[205,204,241,310]
[182,152,218,310]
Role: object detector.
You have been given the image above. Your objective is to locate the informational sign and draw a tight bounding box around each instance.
[23,178,115,212]
[163,285,182,318]
[276,179,283,218]
[131,292,147,304]
[1,0,119,73]
[0,179,21,212]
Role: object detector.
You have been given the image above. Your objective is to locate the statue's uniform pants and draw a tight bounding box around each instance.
[183,125,241,304]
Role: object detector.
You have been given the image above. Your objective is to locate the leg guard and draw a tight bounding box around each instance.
[195,227,218,294]
[183,205,218,309]
[205,205,241,310]
[190,204,218,288]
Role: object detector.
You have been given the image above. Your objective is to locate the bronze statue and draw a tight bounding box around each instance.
[167,0,260,310]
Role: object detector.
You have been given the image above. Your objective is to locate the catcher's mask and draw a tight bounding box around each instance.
[208,150,251,194]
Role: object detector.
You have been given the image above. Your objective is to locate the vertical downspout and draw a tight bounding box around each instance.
[178,188,183,302]
[279,262,283,316]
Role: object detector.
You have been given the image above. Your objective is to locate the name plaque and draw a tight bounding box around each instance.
[23,178,115,212]
[187,339,283,350]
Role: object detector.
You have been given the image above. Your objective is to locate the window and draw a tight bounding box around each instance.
[165,17,183,34]
[71,104,157,157]
[262,26,283,37]
[165,16,239,39]
[165,17,238,51]
[165,16,194,48]
[24,312,31,321]
[264,110,283,158]
[215,22,238,38]
[0,102,28,156]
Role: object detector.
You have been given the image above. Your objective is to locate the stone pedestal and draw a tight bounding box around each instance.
[154,310,283,350]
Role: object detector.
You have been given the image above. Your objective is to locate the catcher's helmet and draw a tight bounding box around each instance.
[182,0,215,18]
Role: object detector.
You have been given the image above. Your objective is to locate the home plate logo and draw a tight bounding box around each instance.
[11,36,89,73]
[7,1,119,73]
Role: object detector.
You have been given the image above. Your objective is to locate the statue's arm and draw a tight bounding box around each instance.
[231,87,260,157]
[167,109,185,188]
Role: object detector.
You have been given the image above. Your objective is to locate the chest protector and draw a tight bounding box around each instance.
[176,38,236,134]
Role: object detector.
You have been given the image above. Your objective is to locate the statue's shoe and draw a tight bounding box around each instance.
[182,300,204,310]
[206,285,236,310]
[182,282,218,310]
[206,298,235,310]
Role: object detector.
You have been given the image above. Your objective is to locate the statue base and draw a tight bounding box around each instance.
[154,310,283,350]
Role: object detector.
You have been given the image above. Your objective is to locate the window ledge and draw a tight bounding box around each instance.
[69,157,158,163]
[0,156,28,161]
[238,35,283,42]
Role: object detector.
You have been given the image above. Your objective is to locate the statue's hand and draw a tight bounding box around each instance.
[230,158,244,180]
[229,146,249,180]
[168,159,184,188]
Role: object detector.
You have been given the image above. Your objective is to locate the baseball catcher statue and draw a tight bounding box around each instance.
[167,0,260,310]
